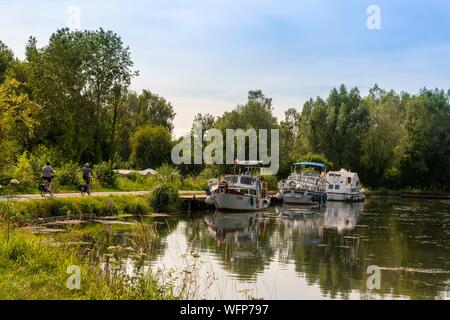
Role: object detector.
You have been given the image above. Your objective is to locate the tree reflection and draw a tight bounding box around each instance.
[163,199,450,299]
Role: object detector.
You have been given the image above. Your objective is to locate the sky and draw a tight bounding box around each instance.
[1,0,450,137]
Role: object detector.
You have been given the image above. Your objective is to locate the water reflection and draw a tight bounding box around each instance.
[82,198,450,299]
[204,212,269,243]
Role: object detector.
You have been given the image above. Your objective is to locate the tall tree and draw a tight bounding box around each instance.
[27,28,137,163]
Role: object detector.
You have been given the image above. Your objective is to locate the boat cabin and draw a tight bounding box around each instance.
[327,169,361,192]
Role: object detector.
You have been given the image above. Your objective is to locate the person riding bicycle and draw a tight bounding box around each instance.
[41,162,55,191]
[82,163,94,187]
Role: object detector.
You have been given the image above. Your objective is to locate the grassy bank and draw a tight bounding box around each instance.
[0,183,182,223]
[0,195,151,223]
[0,226,177,299]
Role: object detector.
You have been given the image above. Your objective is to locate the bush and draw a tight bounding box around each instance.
[29,145,60,178]
[150,184,179,212]
[263,175,278,191]
[12,152,35,189]
[156,164,181,184]
[130,125,172,169]
[56,162,80,187]
[95,161,117,187]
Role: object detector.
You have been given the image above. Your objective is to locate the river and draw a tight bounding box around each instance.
[72,197,450,300]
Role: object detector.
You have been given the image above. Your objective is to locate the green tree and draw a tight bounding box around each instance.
[0,77,41,181]
[27,28,137,162]
[0,41,13,84]
[130,125,172,169]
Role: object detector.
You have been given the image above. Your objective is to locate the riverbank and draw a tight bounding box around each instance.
[0,226,179,299]
[366,188,450,199]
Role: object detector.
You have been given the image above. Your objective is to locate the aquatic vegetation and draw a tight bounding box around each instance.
[0,226,178,300]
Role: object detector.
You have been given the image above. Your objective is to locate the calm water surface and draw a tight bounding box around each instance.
[82,197,450,300]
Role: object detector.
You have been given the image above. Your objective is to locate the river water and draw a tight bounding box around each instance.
[78,197,450,300]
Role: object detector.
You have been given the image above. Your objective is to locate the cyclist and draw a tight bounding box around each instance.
[81,163,96,194]
[41,162,55,191]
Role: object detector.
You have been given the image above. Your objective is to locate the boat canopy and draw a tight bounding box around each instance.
[235,160,264,166]
[292,162,326,169]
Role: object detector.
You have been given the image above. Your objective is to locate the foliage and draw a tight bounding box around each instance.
[0,195,151,223]
[56,162,80,187]
[95,161,117,187]
[29,145,60,178]
[150,184,180,212]
[130,125,172,169]
[12,152,34,189]
[156,164,181,183]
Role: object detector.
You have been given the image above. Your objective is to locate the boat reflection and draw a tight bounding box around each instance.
[275,201,363,234]
[276,204,325,236]
[204,212,270,243]
[323,201,364,232]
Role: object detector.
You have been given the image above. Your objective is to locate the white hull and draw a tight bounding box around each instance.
[327,191,365,202]
[207,193,270,212]
[279,189,327,205]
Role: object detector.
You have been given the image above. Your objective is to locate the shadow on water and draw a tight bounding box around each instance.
[71,198,450,299]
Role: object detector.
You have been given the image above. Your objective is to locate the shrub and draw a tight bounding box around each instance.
[156,164,181,184]
[95,161,117,187]
[13,152,35,189]
[130,125,172,169]
[263,175,278,191]
[150,184,179,212]
[56,162,80,187]
[29,145,60,178]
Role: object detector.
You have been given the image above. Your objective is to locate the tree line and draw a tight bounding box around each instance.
[1,28,450,190]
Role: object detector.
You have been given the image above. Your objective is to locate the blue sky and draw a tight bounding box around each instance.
[1,0,450,136]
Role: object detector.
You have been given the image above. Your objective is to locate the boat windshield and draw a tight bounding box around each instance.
[240,176,256,186]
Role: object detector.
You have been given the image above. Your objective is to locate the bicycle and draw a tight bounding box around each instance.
[39,179,54,197]
[79,181,91,196]
[79,176,96,196]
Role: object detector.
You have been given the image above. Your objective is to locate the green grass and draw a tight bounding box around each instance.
[0,227,177,299]
[0,194,154,223]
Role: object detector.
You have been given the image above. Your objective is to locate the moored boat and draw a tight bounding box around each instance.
[205,160,271,212]
[277,162,328,205]
[326,169,365,202]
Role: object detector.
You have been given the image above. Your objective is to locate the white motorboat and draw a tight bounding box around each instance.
[326,169,365,202]
[205,160,271,212]
[277,162,328,205]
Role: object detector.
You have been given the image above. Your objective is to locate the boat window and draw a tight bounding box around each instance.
[250,189,257,195]
[347,177,351,184]
[328,184,333,189]
[335,185,340,190]
[240,176,255,185]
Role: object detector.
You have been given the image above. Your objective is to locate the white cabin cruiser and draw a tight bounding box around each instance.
[205,160,271,212]
[326,169,365,202]
[277,162,328,205]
